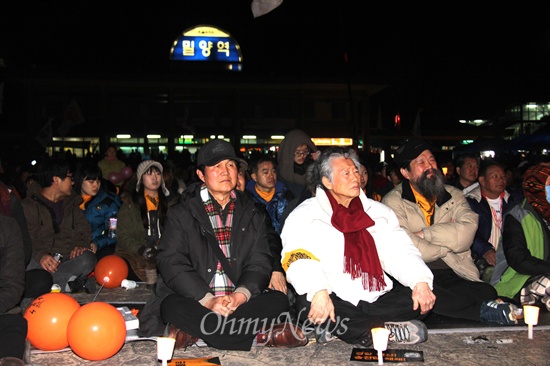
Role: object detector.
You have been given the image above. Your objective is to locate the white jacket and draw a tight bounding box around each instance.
[281,187,433,306]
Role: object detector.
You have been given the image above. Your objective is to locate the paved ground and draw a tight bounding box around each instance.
[27,284,550,365]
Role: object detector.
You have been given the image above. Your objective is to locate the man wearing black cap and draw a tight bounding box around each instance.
[137,139,307,350]
[382,139,519,325]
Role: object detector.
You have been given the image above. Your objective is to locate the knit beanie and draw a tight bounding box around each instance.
[136,160,170,196]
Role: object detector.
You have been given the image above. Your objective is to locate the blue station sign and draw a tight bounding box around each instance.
[170,25,243,71]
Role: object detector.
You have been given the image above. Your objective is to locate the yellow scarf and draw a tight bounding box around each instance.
[145,194,159,211]
[255,186,275,202]
[410,185,435,226]
[80,194,93,210]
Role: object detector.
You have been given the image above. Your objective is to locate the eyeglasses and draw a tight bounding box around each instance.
[65,174,74,181]
[294,149,310,157]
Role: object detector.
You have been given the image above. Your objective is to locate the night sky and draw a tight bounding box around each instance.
[2,1,550,123]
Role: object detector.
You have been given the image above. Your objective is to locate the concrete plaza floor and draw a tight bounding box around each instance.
[27,284,550,365]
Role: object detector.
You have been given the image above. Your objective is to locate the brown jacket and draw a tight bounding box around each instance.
[382,180,480,282]
[22,191,91,262]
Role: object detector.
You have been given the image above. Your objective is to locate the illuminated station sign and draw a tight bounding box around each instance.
[170,25,243,71]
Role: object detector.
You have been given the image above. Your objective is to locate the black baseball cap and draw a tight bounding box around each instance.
[197,139,240,167]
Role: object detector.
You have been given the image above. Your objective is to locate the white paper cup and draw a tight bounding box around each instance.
[157,336,176,361]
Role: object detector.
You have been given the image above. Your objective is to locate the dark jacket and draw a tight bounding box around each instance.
[0,215,25,313]
[242,188,284,273]
[138,184,272,336]
[22,191,91,261]
[465,186,523,259]
[9,192,33,266]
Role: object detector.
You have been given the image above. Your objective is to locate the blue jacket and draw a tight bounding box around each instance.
[84,189,122,251]
[465,185,522,259]
[245,179,294,234]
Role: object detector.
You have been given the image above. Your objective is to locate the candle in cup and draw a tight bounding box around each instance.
[371,327,390,365]
[523,305,540,340]
[157,336,176,366]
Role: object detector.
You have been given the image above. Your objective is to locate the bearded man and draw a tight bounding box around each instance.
[382,140,518,325]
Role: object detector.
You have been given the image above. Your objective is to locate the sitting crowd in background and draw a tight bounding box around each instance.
[0,135,549,362]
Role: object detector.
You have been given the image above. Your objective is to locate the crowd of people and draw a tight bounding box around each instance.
[1,131,549,363]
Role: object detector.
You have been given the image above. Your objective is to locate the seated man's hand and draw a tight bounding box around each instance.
[411,282,436,314]
[483,249,496,267]
[269,271,288,294]
[308,290,336,325]
[413,230,424,239]
[40,254,59,273]
[226,292,247,310]
[69,246,89,259]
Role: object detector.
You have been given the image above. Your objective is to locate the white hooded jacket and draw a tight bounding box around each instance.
[281,187,433,306]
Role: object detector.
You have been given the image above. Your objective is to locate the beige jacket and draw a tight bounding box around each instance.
[382,181,480,282]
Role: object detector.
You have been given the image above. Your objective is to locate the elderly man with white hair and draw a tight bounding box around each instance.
[281,147,436,347]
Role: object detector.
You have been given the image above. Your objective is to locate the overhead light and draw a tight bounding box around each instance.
[243,135,256,139]
[182,135,194,139]
[147,134,161,139]
[311,138,353,146]
[271,135,285,139]
[117,134,131,138]
[217,135,224,139]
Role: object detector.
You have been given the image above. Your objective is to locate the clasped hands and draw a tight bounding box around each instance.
[206,292,247,317]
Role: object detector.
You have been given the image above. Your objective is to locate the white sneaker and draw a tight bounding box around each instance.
[384,320,428,344]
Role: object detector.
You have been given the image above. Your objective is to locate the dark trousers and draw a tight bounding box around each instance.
[160,290,290,351]
[95,245,116,261]
[121,258,141,282]
[24,269,53,298]
[431,268,497,321]
[0,314,27,359]
[294,281,423,344]
[27,250,97,291]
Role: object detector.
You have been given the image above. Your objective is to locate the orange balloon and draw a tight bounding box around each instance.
[94,255,128,288]
[24,293,81,351]
[67,302,127,361]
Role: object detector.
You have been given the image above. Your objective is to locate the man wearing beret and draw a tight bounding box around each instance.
[382,139,518,325]
[138,139,307,350]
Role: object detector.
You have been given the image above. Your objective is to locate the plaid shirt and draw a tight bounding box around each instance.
[201,185,236,296]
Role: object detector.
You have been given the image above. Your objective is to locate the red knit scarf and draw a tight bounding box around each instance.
[326,190,386,291]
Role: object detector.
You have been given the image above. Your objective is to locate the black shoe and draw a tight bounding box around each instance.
[68,276,85,293]
[68,275,96,293]
[83,277,97,294]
